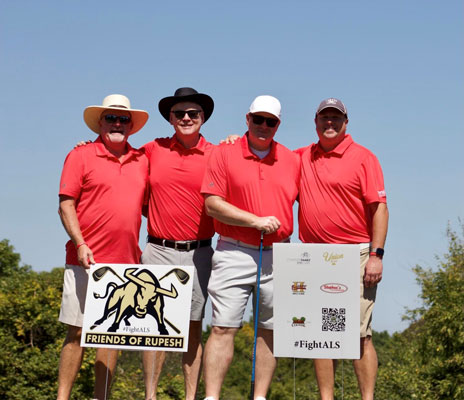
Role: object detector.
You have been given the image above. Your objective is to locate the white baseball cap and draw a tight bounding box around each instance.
[249,95,281,120]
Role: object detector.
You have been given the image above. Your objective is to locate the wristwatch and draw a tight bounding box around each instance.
[369,247,384,259]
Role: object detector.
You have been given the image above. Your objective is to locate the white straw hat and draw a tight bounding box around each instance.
[83,94,149,135]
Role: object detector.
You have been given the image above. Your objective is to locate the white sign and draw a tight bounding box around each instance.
[81,263,194,352]
[273,244,360,359]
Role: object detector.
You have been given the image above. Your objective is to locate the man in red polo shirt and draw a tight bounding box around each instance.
[57,94,149,400]
[141,88,215,400]
[201,95,300,400]
[297,98,389,400]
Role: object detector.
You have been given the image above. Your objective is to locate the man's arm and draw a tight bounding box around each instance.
[364,202,389,287]
[58,195,95,269]
[204,194,280,234]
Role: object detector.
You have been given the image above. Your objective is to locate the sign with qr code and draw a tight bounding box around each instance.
[273,244,360,359]
[80,263,194,352]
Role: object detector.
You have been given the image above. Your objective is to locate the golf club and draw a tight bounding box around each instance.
[159,267,190,285]
[93,265,125,283]
[250,231,264,400]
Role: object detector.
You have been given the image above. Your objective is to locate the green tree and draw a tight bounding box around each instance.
[405,224,464,399]
[0,239,26,277]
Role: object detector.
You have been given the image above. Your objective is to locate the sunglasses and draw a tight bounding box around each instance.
[103,114,132,124]
[171,110,202,120]
[250,114,279,128]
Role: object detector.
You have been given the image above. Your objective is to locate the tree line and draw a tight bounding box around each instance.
[0,225,462,399]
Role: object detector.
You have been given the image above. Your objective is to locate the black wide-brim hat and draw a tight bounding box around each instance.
[158,87,214,122]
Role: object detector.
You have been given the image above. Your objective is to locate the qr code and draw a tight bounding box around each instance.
[322,308,346,332]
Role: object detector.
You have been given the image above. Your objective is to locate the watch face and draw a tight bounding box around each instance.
[375,248,385,256]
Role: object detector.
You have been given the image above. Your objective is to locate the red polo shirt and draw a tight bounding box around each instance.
[59,137,148,265]
[297,134,386,244]
[143,134,215,241]
[201,134,300,247]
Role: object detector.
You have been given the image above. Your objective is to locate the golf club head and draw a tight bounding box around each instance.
[173,268,190,285]
[159,268,190,285]
[92,266,109,282]
[92,266,125,282]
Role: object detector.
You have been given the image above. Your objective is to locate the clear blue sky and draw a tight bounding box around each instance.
[1,1,463,334]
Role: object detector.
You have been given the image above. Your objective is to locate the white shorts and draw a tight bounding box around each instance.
[208,238,274,329]
[59,264,89,327]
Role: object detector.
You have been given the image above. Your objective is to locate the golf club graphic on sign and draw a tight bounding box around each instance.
[81,263,194,352]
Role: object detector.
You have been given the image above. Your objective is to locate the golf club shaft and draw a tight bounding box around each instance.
[164,318,181,334]
[250,231,264,400]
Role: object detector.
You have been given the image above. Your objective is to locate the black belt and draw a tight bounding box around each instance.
[147,235,212,252]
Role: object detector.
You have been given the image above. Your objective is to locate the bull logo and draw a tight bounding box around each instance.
[90,266,189,335]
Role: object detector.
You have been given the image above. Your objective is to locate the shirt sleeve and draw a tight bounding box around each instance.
[200,144,228,198]
[360,152,387,204]
[141,140,155,160]
[59,149,84,199]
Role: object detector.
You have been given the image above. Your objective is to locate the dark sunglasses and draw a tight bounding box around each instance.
[103,114,132,124]
[171,110,202,120]
[251,114,279,128]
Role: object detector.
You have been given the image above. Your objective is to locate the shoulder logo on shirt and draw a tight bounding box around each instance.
[377,190,386,198]
[208,182,214,187]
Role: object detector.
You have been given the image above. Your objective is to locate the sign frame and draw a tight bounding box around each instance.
[80,263,194,352]
[273,243,360,359]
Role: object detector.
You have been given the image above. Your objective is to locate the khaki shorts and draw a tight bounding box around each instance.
[141,243,213,321]
[360,247,377,337]
[208,238,274,330]
[59,264,89,327]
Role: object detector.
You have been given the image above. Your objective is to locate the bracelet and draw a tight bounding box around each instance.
[76,242,88,250]
[369,251,383,259]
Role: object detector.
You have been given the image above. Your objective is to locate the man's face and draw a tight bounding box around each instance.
[169,102,204,137]
[98,109,133,149]
[315,108,348,151]
[246,112,280,151]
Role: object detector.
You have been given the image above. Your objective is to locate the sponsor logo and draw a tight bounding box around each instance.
[323,251,344,266]
[378,190,386,197]
[326,98,337,105]
[291,281,307,295]
[294,339,341,350]
[291,317,306,327]
[287,252,311,265]
[320,283,348,294]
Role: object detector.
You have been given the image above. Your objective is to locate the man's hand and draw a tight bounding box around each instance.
[363,256,383,287]
[74,140,92,149]
[252,216,281,234]
[77,244,95,269]
[219,134,240,145]
[204,195,281,234]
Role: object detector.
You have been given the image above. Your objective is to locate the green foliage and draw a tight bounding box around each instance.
[404,224,464,399]
[0,240,95,399]
[0,239,29,277]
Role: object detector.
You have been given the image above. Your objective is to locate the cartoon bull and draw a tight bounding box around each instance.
[90,268,177,334]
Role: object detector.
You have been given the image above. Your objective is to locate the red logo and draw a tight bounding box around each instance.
[320,283,348,293]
